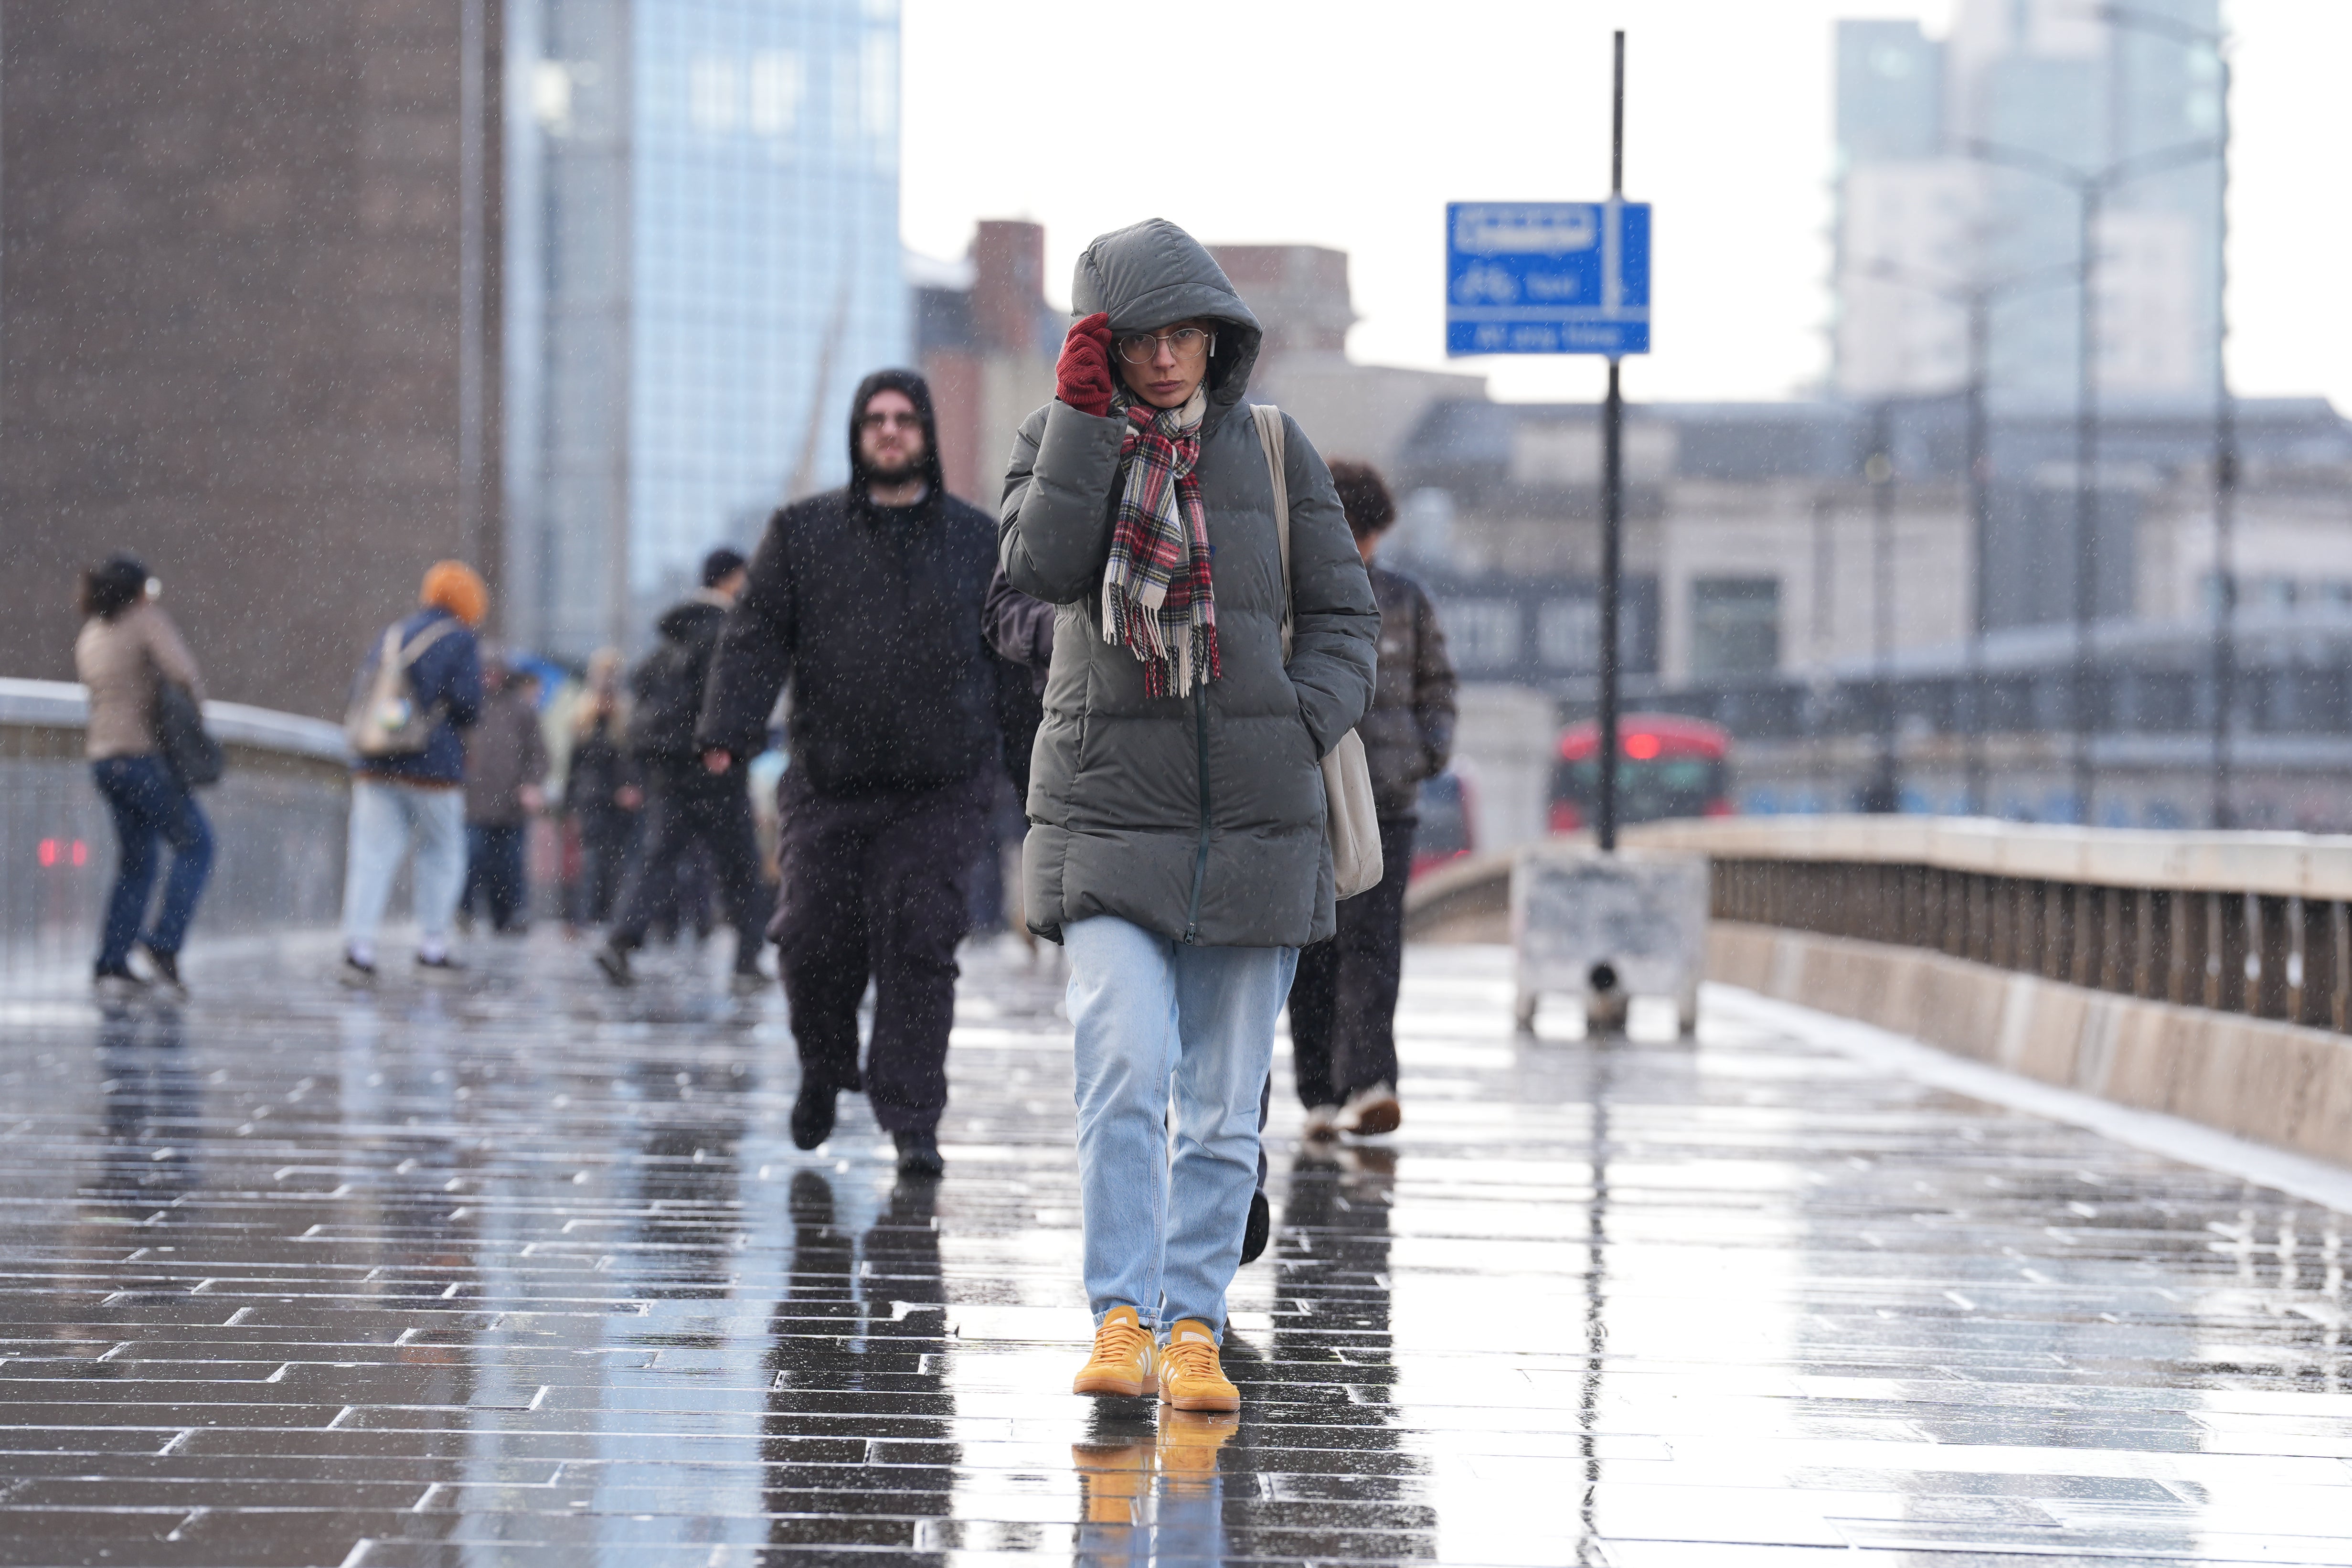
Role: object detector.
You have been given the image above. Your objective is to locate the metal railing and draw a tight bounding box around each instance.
[1,679,350,988]
[1636,816,2352,1034]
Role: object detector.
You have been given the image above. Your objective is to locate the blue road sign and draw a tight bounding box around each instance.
[1446,201,1650,357]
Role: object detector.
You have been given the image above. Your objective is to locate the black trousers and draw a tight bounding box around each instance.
[1288,815,1417,1109]
[464,823,529,931]
[570,812,635,926]
[609,769,768,969]
[772,772,988,1134]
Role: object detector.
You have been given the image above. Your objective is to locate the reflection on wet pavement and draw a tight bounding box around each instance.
[0,933,2348,1565]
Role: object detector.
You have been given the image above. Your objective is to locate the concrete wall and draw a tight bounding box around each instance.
[1711,919,2352,1167]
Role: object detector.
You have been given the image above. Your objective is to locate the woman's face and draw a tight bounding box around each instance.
[1115,318,1213,410]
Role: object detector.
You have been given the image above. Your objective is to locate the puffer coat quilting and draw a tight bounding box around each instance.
[998,218,1379,949]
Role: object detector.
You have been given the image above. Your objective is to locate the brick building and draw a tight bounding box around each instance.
[0,0,504,718]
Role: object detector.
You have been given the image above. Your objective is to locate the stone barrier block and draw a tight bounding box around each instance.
[1513,847,1708,1034]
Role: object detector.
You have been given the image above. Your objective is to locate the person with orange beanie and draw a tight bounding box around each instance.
[336,561,489,985]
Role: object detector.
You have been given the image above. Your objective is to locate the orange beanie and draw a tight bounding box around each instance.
[419,560,488,628]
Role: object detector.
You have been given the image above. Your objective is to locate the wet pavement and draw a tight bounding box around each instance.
[1,931,2350,1567]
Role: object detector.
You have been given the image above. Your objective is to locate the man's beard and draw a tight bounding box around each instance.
[860,449,924,488]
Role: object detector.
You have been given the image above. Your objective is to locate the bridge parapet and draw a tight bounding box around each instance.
[2,678,349,989]
[1410,816,2352,1029]
[1405,816,2352,1163]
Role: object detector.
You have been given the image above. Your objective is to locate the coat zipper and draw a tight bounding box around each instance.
[1182,681,1212,943]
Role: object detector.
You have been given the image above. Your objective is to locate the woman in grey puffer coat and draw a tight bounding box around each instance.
[1000,219,1377,1410]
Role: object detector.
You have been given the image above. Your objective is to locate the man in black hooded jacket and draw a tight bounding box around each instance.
[697,369,1021,1178]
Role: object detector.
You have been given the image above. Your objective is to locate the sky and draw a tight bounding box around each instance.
[900,0,2352,411]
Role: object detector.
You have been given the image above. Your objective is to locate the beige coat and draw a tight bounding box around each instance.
[74,603,203,761]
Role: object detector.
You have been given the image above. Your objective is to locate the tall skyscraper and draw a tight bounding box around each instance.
[506,0,906,661]
[1833,0,2222,409]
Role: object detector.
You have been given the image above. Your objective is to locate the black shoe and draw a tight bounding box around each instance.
[791,1079,841,1151]
[338,952,378,990]
[136,943,187,998]
[893,1128,944,1179]
[1240,1189,1271,1265]
[415,952,468,976]
[593,942,634,987]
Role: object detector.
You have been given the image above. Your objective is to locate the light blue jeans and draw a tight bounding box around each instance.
[341,779,467,952]
[1065,915,1297,1340]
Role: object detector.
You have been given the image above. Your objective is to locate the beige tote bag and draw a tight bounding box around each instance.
[1253,403,1384,900]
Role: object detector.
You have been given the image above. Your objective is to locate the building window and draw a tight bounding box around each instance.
[1690,577,1780,678]
[1435,599,1522,673]
[750,52,803,136]
[689,56,739,132]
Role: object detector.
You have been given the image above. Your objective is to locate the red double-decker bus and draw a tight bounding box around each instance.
[1548,713,1735,833]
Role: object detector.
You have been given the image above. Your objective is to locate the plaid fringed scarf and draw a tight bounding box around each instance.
[1101,384,1218,698]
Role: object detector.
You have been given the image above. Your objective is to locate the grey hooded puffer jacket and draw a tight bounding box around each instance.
[999,219,1379,948]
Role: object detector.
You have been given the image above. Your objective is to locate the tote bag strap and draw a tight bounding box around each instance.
[1252,403,1294,661]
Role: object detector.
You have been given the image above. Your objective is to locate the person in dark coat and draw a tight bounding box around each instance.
[983,569,1053,800]
[987,562,1274,1268]
[697,368,1025,1179]
[1286,462,1457,1141]
[999,219,1377,1412]
[462,660,549,933]
[565,648,641,930]
[595,548,770,988]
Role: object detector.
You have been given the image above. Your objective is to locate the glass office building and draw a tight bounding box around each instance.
[1832,0,2221,409]
[506,0,906,660]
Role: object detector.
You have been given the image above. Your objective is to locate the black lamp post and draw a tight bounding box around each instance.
[2091,3,2235,829]
[1861,257,2074,815]
[1965,131,2220,824]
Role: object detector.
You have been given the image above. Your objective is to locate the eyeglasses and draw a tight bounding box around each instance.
[859,411,923,430]
[1115,327,1212,365]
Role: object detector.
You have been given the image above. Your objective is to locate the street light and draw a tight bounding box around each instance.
[1860,403,1898,815]
[1966,130,2219,825]
[2090,3,2235,828]
[1861,257,2074,815]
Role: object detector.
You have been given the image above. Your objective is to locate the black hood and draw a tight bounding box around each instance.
[847,367,947,507]
[656,594,729,645]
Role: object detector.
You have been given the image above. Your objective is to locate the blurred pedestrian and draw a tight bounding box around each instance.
[461,659,549,933]
[74,555,214,1001]
[565,648,641,930]
[983,569,1053,801]
[338,561,487,985]
[594,548,771,990]
[697,369,1025,1180]
[1000,220,1377,1413]
[1285,461,1457,1140]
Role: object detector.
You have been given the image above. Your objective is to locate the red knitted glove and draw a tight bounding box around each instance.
[1056,312,1116,417]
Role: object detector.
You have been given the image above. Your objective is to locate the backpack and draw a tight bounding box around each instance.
[343,619,458,758]
[627,637,708,761]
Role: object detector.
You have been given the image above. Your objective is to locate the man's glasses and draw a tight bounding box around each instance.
[860,411,923,430]
[1114,327,1211,366]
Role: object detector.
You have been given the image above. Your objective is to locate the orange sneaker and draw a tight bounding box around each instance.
[1072,1305,1158,1397]
[1155,1407,1239,1491]
[1156,1319,1239,1412]
[1071,1438,1152,1523]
